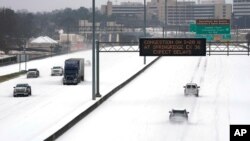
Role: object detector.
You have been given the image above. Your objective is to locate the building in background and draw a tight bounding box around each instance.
[101,1,145,19]
[59,33,85,51]
[233,0,250,28]
[99,0,232,35]
[159,0,231,26]
[101,1,161,27]
[79,20,123,42]
[199,0,225,4]
[158,0,196,26]
[193,3,231,19]
[233,0,250,19]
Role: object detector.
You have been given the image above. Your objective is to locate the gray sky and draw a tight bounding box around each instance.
[0,0,233,13]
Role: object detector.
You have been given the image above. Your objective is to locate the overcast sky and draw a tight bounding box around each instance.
[0,0,233,13]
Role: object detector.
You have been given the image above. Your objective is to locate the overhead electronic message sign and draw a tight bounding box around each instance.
[139,38,206,56]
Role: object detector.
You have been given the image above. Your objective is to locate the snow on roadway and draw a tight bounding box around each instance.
[0,49,156,141]
[58,56,250,141]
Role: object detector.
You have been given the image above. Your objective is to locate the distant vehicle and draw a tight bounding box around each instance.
[63,58,84,85]
[27,68,39,78]
[51,66,63,76]
[184,83,200,97]
[169,109,189,122]
[85,60,91,66]
[13,83,32,97]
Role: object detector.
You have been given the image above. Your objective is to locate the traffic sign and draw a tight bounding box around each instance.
[189,23,196,32]
[195,25,230,34]
[195,34,231,41]
[195,34,213,41]
[139,38,206,56]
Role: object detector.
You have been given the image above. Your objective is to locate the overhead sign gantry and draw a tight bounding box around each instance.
[139,38,206,56]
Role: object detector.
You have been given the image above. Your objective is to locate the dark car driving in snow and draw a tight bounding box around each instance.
[13,83,32,97]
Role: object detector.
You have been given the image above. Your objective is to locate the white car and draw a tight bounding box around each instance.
[184,83,200,97]
[51,66,63,76]
[27,68,40,78]
[169,109,189,122]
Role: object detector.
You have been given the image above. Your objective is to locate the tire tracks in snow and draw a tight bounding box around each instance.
[178,57,208,141]
[211,56,228,141]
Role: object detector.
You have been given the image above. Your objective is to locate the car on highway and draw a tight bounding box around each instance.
[184,83,200,97]
[27,68,40,78]
[51,66,63,76]
[13,83,32,97]
[169,109,189,122]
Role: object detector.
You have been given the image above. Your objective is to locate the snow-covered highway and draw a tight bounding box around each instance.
[58,56,250,141]
[0,50,156,141]
[1,49,250,141]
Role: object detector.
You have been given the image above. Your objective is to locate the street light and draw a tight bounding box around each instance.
[176,0,178,37]
[92,0,102,100]
[144,0,147,65]
[164,0,167,38]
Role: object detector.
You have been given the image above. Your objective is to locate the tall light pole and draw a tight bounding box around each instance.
[165,0,167,38]
[176,0,178,36]
[92,0,96,100]
[144,0,146,37]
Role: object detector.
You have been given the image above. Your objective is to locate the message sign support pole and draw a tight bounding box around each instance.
[96,41,101,98]
[92,0,96,100]
[208,42,211,56]
[248,42,249,56]
[227,43,229,56]
[144,0,147,65]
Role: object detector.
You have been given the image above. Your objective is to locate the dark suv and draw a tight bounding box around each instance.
[13,83,32,97]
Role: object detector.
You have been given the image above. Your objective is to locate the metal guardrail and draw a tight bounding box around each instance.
[98,42,139,52]
[207,41,250,56]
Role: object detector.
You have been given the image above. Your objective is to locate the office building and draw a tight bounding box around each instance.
[233,0,250,18]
